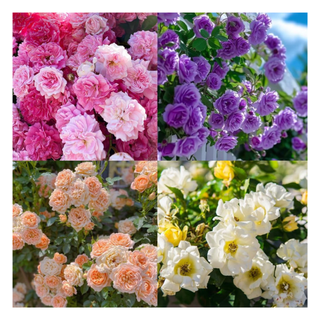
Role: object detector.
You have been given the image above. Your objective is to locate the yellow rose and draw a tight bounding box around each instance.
[301,190,308,205]
[162,222,186,246]
[282,216,299,232]
[214,161,234,186]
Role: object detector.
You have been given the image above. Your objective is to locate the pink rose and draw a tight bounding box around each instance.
[13,150,31,161]
[95,43,132,81]
[13,65,34,98]
[101,92,146,142]
[55,102,84,132]
[114,13,137,23]
[85,15,109,35]
[77,34,103,62]
[34,66,67,99]
[146,115,158,144]
[13,52,29,76]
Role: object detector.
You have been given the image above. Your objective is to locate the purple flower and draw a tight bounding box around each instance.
[272,45,286,60]
[248,20,268,46]
[174,83,200,107]
[241,113,262,133]
[158,29,180,50]
[235,37,250,56]
[158,65,168,85]
[206,73,222,90]
[161,142,177,157]
[158,13,180,26]
[217,40,237,60]
[210,130,218,139]
[274,107,297,131]
[208,113,224,129]
[214,90,240,115]
[178,54,197,83]
[193,14,215,38]
[224,111,245,132]
[195,127,210,144]
[264,34,281,50]
[250,136,262,149]
[183,104,206,135]
[259,125,281,150]
[176,136,202,157]
[293,118,303,133]
[256,13,272,28]
[243,80,252,93]
[254,89,279,116]
[159,49,179,75]
[292,137,306,151]
[215,135,238,152]
[163,103,189,128]
[226,16,245,38]
[264,56,286,83]
[293,89,307,117]
[212,61,229,79]
[193,56,211,83]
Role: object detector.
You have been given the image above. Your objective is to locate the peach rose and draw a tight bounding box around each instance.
[75,162,97,177]
[74,254,89,268]
[44,275,61,289]
[131,175,150,193]
[149,171,157,185]
[15,283,27,295]
[68,206,91,232]
[52,294,67,308]
[109,233,134,248]
[35,233,50,250]
[110,263,142,293]
[34,274,44,286]
[92,210,103,220]
[64,263,84,286]
[21,228,43,245]
[148,192,156,201]
[89,188,110,212]
[87,264,111,292]
[54,253,67,264]
[84,176,102,200]
[59,214,67,223]
[13,289,24,303]
[84,221,95,231]
[13,203,23,217]
[13,233,24,250]
[55,169,75,191]
[138,244,157,262]
[35,284,49,298]
[126,198,134,206]
[60,280,77,297]
[135,276,155,304]
[40,294,53,306]
[128,251,149,270]
[91,239,112,258]
[134,161,148,174]
[149,288,157,307]
[41,211,54,219]
[21,211,40,228]
[96,245,129,273]
[49,189,71,214]
[40,257,62,276]
[109,189,129,210]
[68,179,90,207]
[145,263,157,280]
[118,219,136,235]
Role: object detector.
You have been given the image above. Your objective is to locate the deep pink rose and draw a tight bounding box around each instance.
[13,65,34,98]
[85,15,109,35]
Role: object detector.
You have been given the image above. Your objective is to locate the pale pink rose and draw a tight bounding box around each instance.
[14,283,27,295]
[128,250,149,270]
[115,13,137,22]
[55,102,84,132]
[13,233,25,250]
[77,34,103,62]
[84,176,102,200]
[96,246,129,273]
[110,263,142,293]
[40,257,62,276]
[12,289,24,304]
[87,264,111,292]
[60,113,106,160]
[109,152,134,161]
[128,31,157,67]
[64,263,84,286]
[101,91,146,142]
[145,262,157,280]
[109,233,134,249]
[95,43,132,81]
[77,61,95,77]
[13,116,28,152]
[68,179,90,207]
[135,276,155,304]
[21,228,43,245]
[49,189,72,214]
[68,13,90,28]
[52,295,67,308]
[85,15,109,35]
[44,275,61,289]
[13,203,23,217]
[35,284,49,298]
[13,65,34,98]
[118,219,136,235]
[60,281,77,297]
[13,150,31,161]
[74,254,89,268]
[68,206,91,232]
[13,52,29,76]
[55,169,75,191]
[34,66,67,99]
[91,239,112,258]
[40,294,53,306]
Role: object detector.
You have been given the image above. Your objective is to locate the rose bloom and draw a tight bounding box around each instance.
[74,254,89,268]
[131,175,151,193]
[49,189,71,214]
[34,274,44,286]
[118,219,137,235]
[60,280,77,297]
[41,294,53,306]
[75,162,97,177]
[35,284,49,298]
[135,276,155,305]
[13,203,23,218]
[52,295,67,308]
[68,206,91,232]
[84,176,102,200]
[64,263,84,287]
[110,263,143,294]
[12,289,24,304]
[138,244,157,262]
[21,228,43,245]
[13,233,25,250]
[36,173,57,198]
[128,251,149,270]
[44,275,61,289]
[85,14,108,35]
[89,188,110,212]
[34,66,67,99]
[40,257,62,276]
[87,264,111,292]
[35,234,50,250]
[54,253,67,264]
[109,189,129,210]
[96,246,129,273]
[109,152,134,161]
[14,283,27,295]
[95,43,132,81]
[59,214,67,223]
[68,179,90,207]
[109,233,134,249]
[13,65,34,98]
[91,239,112,258]
[101,91,146,142]
[84,221,95,231]
[55,169,75,191]
[55,102,84,133]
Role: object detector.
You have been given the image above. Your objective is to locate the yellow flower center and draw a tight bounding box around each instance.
[174,258,194,277]
[224,240,238,255]
[277,278,292,294]
[248,266,262,281]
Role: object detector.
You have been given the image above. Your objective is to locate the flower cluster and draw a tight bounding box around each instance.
[131,161,157,194]
[13,203,50,251]
[13,283,27,307]
[158,13,307,160]
[49,162,109,232]
[13,12,157,161]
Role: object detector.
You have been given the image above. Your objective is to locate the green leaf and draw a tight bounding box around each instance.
[175,288,195,305]
[234,288,250,307]
[208,37,222,49]
[243,178,250,194]
[283,182,302,190]
[141,15,157,30]
[177,20,188,32]
[47,217,57,227]
[257,164,276,173]
[166,185,185,202]
[233,167,248,181]
[216,34,228,42]
[209,269,225,287]
[134,216,145,230]
[201,95,213,109]
[200,29,210,38]
[192,38,207,52]
[183,13,196,23]
[101,301,117,307]
[63,243,71,254]
[123,293,136,307]
[80,282,89,295]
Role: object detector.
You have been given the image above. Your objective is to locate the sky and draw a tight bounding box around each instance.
[267,13,307,79]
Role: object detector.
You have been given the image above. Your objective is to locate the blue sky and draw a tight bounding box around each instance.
[267,13,307,79]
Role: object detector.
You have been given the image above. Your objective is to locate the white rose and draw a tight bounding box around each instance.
[40,257,62,276]
[109,152,134,161]
[77,61,95,78]
[157,233,173,265]
[118,219,136,235]
[157,195,173,224]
